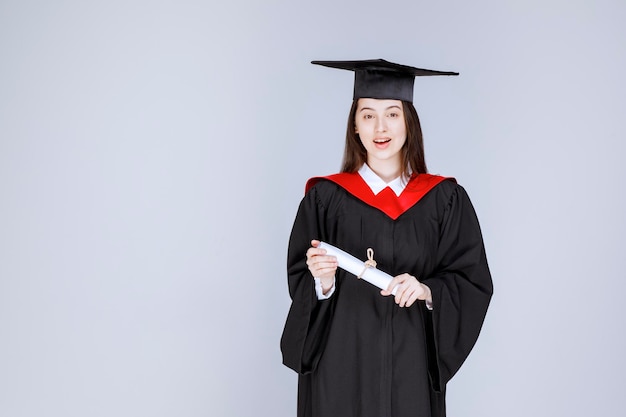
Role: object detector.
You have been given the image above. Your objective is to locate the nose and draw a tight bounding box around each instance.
[375,116,387,132]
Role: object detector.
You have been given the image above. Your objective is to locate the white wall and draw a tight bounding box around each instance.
[1,0,625,416]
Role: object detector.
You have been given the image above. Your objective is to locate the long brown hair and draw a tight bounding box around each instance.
[341,100,428,178]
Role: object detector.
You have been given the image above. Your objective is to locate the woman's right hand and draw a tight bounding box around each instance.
[306,240,337,281]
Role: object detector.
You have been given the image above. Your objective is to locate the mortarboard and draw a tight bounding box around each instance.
[311,59,458,102]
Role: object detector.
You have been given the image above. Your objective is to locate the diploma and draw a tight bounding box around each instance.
[318,241,397,295]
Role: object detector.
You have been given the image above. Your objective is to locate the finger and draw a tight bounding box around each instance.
[312,255,336,265]
[306,253,328,264]
[306,247,327,256]
[385,277,400,293]
[311,239,321,248]
[395,281,417,306]
[388,273,410,292]
[404,291,419,308]
[314,260,338,271]
[315,268,337,277]
[395,275,418,304]
[402,282,426,307]
[308,257,337,276]
[394,285,406,305]
[398,286,416,307]
[311,265,337,279]
[395,287,405,305]
[306,248,328,261]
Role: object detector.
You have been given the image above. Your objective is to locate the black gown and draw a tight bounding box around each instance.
[280,172,493,417]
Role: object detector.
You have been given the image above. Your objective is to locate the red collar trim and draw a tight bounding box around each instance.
[306,172,454,220]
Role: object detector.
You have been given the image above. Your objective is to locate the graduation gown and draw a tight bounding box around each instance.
[280,172,493,417]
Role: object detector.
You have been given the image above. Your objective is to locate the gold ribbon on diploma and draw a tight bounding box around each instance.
[357,248,377,279]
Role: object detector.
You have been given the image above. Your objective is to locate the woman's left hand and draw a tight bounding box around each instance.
[381,273,432,308]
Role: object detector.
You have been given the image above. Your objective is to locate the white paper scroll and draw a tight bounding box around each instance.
[318,241,397,295]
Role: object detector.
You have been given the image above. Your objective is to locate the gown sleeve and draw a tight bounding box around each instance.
[280,186,336,374]
[421,184,493,392]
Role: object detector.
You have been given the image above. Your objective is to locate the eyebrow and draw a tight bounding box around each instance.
[358,105,402,112]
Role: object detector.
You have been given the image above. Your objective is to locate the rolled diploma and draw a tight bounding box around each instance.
[318,241,397,295]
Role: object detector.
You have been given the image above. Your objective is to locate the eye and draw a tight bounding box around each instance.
[363,114,374,120]
[388,112,399,118]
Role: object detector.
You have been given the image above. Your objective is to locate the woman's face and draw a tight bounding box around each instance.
[354,98,407,169]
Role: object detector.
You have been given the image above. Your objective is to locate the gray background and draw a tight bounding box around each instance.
[1,0,625,416]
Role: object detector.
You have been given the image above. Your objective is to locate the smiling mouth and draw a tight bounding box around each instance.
[374,138,391,144]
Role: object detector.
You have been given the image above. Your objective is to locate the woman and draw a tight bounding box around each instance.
[281,59,493,417]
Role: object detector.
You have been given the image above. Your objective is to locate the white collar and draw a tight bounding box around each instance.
[358,164,409,197]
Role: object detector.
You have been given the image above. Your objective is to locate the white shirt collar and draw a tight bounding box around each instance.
[358,164,409,197]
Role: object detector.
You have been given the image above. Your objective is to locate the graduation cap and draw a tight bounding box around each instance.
[311,59,459,102]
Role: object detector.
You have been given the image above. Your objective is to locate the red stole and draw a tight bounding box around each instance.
[306,172,453,220]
